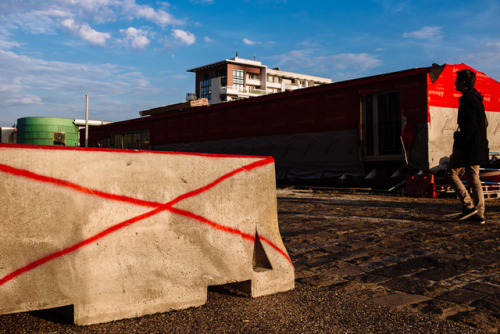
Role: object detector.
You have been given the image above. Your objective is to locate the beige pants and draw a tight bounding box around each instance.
[445,165,485,218]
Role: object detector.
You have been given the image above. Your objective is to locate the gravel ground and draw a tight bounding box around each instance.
[0,283,482,334]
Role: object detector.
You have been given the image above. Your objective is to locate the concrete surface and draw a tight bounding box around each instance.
[0,144,294,325]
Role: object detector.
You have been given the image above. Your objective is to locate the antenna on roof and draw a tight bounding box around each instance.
[235,51,238,58]
[253,53,256,60]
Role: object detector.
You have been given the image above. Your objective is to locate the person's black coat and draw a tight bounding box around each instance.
[456,88,489,166]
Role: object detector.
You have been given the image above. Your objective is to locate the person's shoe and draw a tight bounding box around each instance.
[466,214,485,225]
[456,208,478,221]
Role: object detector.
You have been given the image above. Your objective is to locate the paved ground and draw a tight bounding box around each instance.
[0,187,498,333]
[279,187,500,333]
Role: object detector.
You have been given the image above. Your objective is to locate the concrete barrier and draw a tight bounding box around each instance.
[0,144,294,325]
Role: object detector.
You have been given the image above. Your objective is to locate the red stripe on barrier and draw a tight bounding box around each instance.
[0,156,291,286]
[168,207,293,266]
[0,143,275,160]
[168,207,256,242]
[258,235,293,266]
[168,157,274,206]
[0,207,164,286]
[0,164,161,208]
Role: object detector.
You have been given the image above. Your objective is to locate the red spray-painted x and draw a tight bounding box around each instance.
[0,157,292,287]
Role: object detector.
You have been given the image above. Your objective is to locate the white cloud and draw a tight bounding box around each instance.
[120,27,150,50]
[33,8,71,18]
[204,36,214,43]
[0,48,156,124]
[462,42,500,81]
[320,53,382,71]
[0,0,191,53]
[62,18,111,47]
[4,8,72,35]
[270,49,316,68]
[122,1,184,27]
[485,42,500,49]
[403,26,442,40]
[243,38,256,45]
[170,74,187,79]
[137,8,180,26]
[268,49,382,79]
[63,0,113,12]
[0,49,126,96]
[0,0,46,14]
[6,95,42,105]
[0,38,20,50]
[172,29,195,45]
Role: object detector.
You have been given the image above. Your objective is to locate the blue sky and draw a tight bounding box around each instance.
[1,0,499,127]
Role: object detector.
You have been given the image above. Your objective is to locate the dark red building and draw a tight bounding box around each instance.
[85,63,500,181]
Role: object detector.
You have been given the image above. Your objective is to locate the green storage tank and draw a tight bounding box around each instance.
[17,117,79,147]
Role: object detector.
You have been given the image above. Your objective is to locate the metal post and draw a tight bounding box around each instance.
[85,94,89,147]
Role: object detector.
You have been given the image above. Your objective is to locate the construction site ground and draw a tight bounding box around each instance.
[278,187,499,333]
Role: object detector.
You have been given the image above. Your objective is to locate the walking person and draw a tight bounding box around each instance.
[446,69,489,224]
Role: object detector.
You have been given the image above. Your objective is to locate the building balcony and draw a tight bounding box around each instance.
[266,82,282,89]
[220,86,268,97]
[246,78,261,86]
[266,81,302,91]
[283,83,301,91]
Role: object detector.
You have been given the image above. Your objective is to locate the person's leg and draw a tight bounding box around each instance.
[465,165,485,219]
[445,166,475,210]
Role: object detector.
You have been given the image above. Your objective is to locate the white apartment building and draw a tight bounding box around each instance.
[187,56,332,104]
